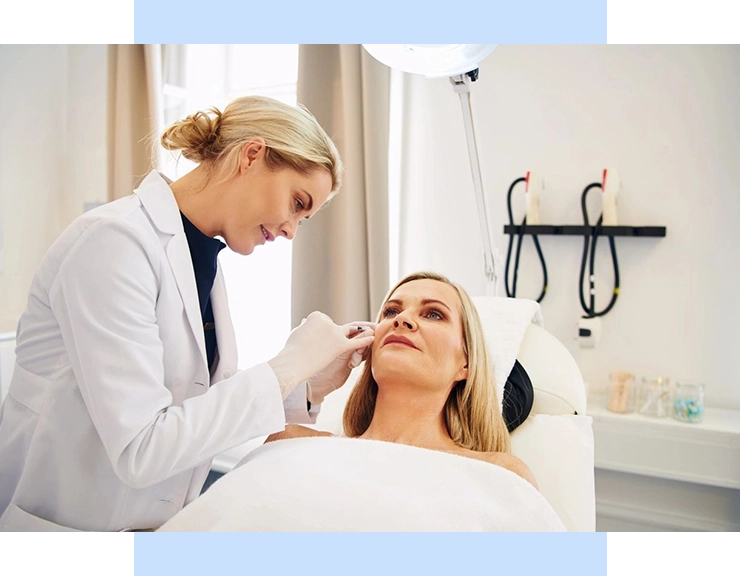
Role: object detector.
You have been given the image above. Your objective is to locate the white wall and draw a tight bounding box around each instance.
[398,45,740,409]
[0,45,109,333]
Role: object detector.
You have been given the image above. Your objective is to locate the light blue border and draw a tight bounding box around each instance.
[134,0,607,43]
[0,533,740,576]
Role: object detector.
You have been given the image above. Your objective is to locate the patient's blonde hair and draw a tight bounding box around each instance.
[343,271,511,453]
[160,95,343,193]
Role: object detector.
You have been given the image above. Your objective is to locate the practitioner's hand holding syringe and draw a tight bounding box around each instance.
[268,311,376,401]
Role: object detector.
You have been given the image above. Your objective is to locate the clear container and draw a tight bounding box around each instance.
[638,376,671,418]
[672,381,705,423]
[607,370,636,414]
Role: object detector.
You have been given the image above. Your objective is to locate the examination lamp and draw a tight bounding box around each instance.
[363,44,499,292]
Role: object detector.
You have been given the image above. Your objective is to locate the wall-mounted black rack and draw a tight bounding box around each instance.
[503,225,666,237]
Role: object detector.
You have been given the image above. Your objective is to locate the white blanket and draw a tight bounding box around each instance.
[158,437,567,532]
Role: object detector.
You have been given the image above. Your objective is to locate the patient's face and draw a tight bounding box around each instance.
[371,279,468,390]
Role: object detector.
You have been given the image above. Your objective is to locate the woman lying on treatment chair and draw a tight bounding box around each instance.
[158,272,566,531]
[266,271,536,483]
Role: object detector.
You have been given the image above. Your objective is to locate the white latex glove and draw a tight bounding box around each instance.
[268,312,375,399]
[306,321,376,405]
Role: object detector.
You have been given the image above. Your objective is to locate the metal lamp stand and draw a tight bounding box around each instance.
[450,70,498,295]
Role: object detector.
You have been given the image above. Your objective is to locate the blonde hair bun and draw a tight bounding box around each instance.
[159,95,342,193]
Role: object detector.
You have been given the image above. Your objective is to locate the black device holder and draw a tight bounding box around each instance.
[503,178,666,318]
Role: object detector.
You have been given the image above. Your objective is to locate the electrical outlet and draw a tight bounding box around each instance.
[578,316,602,348]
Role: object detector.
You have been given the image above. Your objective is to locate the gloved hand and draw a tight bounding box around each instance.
[267,312,375,399]
[306,321,376,405]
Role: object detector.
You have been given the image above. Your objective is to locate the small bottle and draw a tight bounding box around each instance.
[638,377,671,418]
[673,381,705,423]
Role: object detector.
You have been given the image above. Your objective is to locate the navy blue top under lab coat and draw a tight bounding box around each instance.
[181,212,226,370]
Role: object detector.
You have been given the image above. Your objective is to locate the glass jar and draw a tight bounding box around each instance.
[673,381,705,423]
[638,376,671,418]
[607,370,636,414]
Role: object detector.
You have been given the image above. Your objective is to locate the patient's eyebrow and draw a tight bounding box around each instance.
[385,298,453,314]
[420,299,453,314]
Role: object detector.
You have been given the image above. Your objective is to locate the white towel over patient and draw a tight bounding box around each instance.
[158,437,566,532]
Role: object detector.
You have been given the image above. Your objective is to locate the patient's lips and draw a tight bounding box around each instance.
[383,334,418,350]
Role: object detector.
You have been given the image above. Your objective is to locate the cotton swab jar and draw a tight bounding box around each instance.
[607,370,636,414]
[638,376,671,418]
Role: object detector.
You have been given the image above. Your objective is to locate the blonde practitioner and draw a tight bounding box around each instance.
[0,95,375,531]
[268,271,538,488]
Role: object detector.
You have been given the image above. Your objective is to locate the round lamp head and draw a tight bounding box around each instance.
[363,44,497,79]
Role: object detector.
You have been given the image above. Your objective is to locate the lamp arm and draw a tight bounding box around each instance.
[450,72,498,293]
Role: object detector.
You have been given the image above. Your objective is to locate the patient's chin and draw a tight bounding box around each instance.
[371,354,421,386]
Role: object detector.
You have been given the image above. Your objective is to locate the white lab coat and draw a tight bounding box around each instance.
[0,171,313,531]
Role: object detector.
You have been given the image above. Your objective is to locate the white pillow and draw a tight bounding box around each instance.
[519,324,587,415]
[510,414,595,532]
[471,296,543,413]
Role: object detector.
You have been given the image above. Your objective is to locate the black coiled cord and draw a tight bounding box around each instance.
[505,177,548,302]
[579,182,620,317]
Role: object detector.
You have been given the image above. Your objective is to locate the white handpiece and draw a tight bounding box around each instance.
[601,168,620,226]
[525,171,542,225]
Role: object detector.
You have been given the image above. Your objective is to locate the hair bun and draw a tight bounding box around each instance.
[160,107,223,162]
[158,95,342,193]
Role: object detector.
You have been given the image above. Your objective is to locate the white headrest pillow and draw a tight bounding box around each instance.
[518,323,587,416]
[470,296,586,416]
[471,296,542,413]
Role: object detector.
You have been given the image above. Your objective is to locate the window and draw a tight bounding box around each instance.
[159,44,299,369]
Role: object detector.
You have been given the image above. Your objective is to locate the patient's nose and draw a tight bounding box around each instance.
[393,312,416,330]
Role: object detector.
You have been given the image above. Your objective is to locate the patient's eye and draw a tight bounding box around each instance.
[381,307,399,318]
[425,309,445,320]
